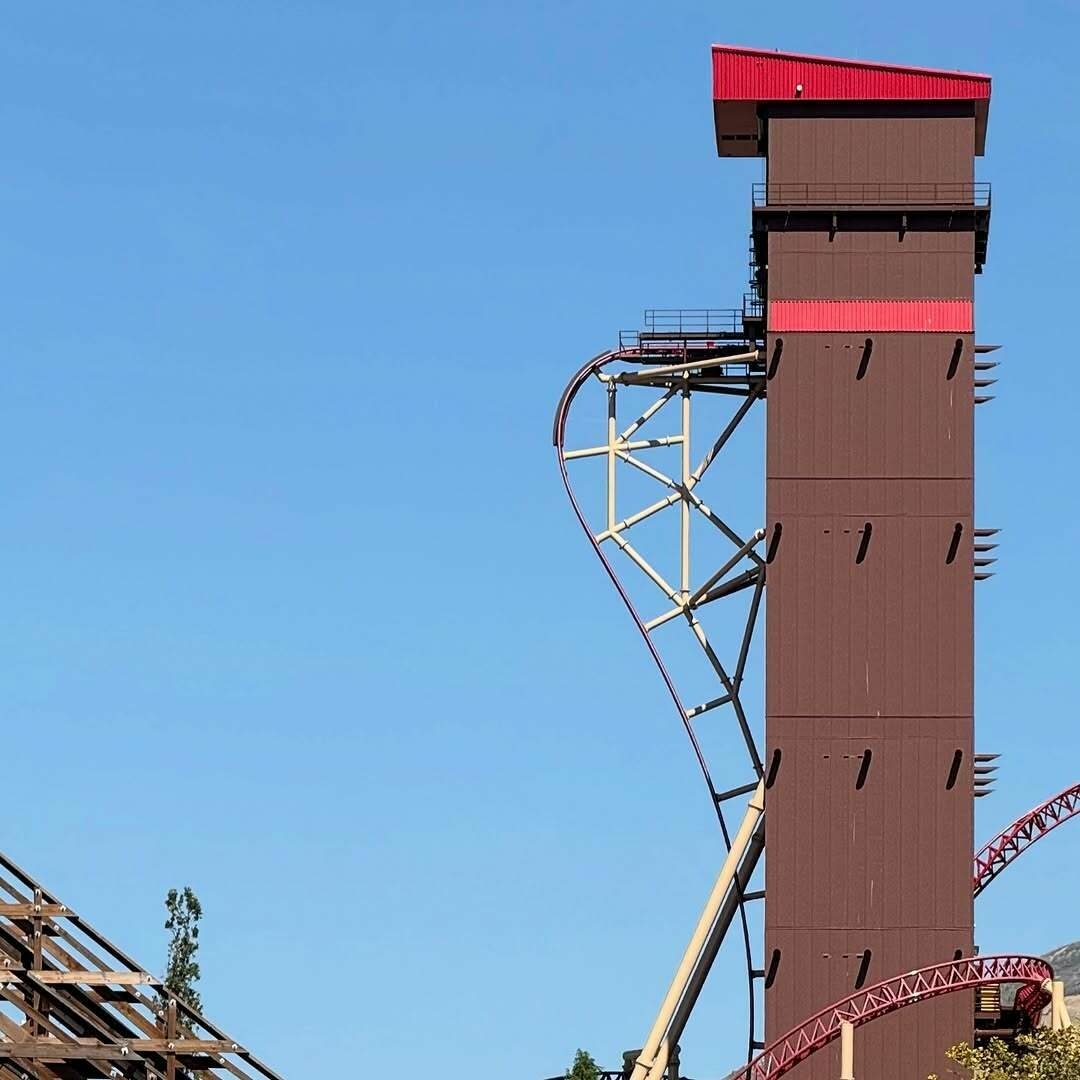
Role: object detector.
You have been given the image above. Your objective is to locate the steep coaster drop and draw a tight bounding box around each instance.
[553,43,1077,1080]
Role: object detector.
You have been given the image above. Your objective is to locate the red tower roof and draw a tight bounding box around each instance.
[712,45,991,156]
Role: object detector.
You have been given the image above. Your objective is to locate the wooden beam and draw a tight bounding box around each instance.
[0,1039,239,1058]
[0,1045,144,1061]
[25,970,160,986]
[138,1039,240,1052]
[0,904,71,918]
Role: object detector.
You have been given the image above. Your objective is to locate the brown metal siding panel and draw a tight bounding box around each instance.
[765,930,974,1080]
[767,116,975,186]
[767,231,976,300]
[766,334,974,479]
[764,514,973,718]
[762,101,978,1080]
[765,720,973,931]
[768,476,971,518]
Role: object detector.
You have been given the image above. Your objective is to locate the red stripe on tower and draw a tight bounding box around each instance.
[769,299,974,333]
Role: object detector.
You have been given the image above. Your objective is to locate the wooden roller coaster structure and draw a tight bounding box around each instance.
[0,849,282,1079]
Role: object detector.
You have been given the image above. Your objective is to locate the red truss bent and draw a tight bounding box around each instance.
[973,783,1080,898]
[735,955,1053,1080]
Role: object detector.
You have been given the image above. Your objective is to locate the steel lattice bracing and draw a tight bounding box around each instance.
[973,784,1080,898]
[548,42,1076,1080]
[554,325,769,1066]
[0,850,282,1080]
[733,956,1053,1080]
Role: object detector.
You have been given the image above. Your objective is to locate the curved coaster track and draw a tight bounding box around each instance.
[554,322,1079,1080]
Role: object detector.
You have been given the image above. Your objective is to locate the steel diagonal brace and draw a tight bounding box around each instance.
[629,782,765,1080]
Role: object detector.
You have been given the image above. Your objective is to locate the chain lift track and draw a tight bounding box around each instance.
[553,328,769,1072]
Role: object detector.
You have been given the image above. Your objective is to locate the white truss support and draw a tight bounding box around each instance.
[596,491,683,544]
[631,783,767,1080]
[620,387,679,442]
[606,348,759,383]
[557,345,772,1070]
[643,605,685,633]
[614,448,761,565]
[607,382,617,531]
[611,535,682,606]
[617,449,679,491]
[681,382,691,598]
[564,436,684,461]
[839,1021,855,1080]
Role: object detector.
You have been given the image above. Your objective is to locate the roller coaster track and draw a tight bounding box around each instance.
[554,335,768,1067]
[554,339,1078,1080]
[733,955,1053,1080]
[974,783,1080,898]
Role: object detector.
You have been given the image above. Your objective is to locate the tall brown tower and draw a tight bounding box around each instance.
[714,48,992,1080]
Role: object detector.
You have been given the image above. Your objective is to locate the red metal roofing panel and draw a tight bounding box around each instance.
[769,299,973,332]
[713,46,991,102]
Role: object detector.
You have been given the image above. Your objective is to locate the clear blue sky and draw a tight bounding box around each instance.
[3,4,1078,1078]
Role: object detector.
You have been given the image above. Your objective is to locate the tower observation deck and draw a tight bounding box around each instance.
[714,45,991,1080]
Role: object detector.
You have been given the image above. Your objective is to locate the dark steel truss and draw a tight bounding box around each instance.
[0,850,283,1080]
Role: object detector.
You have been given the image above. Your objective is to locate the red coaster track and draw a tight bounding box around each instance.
[553,339,1077,1080]
[973,783,1080,898]
[735,955,1053,1080]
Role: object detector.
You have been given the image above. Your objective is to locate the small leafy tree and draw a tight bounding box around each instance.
[932,1028,1080,1080]
[163,886,203,1014]
[566,1049,602,1080]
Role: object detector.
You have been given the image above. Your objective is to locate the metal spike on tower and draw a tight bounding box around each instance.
[553,41,1079,1080]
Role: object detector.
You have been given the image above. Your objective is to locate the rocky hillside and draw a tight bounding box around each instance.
[1043,941,1080,1015]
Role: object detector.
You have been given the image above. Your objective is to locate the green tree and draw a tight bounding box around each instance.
[566,1049,602,1080]
[163,886,203,1014]
[933,1028,1080,1080]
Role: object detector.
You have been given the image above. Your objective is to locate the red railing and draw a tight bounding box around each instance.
[973,783,1080,898]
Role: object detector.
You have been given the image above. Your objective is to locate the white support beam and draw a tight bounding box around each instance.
[631,783,766,1080]
[839,1020,854,1080]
